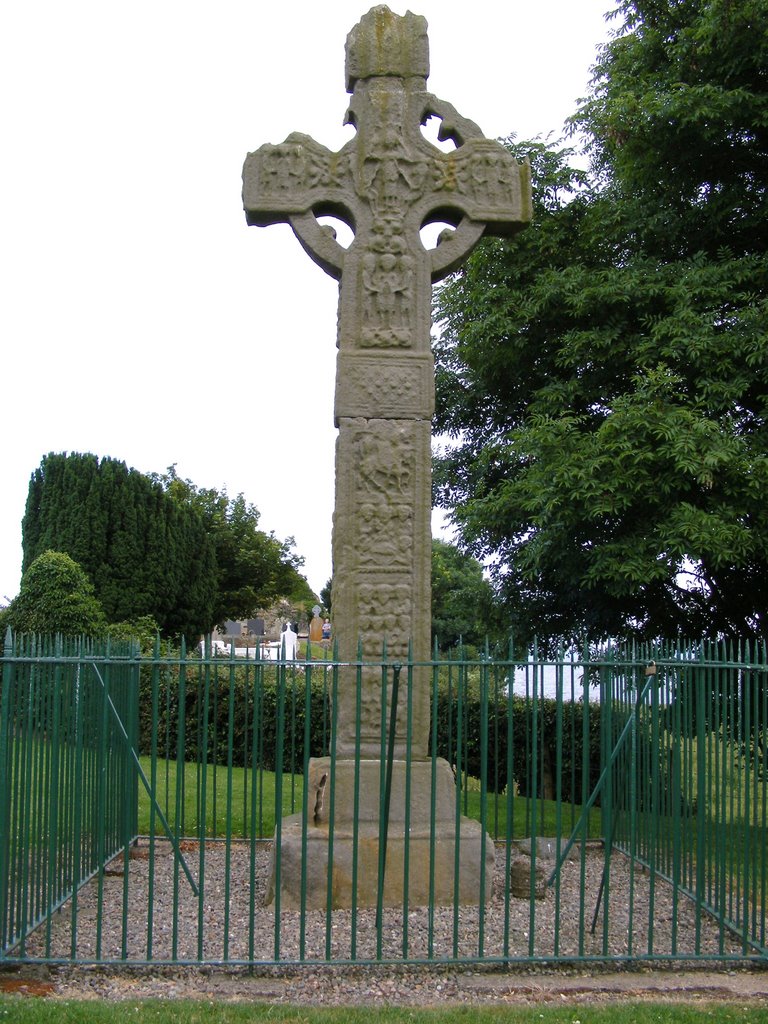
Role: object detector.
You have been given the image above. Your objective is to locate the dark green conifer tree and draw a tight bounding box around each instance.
[22,453,217,639]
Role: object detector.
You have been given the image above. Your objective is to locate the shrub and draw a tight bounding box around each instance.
[136,661,607,802]
[3,550,107,637]
[432,687,604,802]
[137,664,331,772]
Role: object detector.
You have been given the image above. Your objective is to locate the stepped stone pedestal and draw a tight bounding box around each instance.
[268,758,495,910]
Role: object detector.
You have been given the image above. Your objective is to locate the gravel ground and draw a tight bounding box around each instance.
[6,961,766,1006]
[13,838,765,1005]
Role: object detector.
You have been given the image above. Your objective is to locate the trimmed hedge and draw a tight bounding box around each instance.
[137,665,607,802]
[137,665,331,772]
[433,687,605,802]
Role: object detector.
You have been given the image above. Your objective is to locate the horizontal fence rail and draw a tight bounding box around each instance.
[1,632,766,966]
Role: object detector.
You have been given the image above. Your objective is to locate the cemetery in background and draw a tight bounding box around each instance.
[1,630,766,966]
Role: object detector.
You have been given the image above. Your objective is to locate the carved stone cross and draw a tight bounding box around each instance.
[244,6,531,908]
[244,5,530,762]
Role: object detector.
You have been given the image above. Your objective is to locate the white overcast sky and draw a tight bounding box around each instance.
[0,0,616,603]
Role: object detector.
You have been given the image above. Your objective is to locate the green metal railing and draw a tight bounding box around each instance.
[1,633,765,965]
[604,641,768,958]
[0,630,139,958]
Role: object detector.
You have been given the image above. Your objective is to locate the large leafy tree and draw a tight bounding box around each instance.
[152,466,317,625]
[433,0,768,642]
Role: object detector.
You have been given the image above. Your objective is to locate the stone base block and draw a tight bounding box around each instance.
[267,757,495,910]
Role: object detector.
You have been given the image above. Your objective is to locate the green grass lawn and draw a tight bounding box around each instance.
[137,755,602,841]
[137,757,304,839]
[1,998,766,1024]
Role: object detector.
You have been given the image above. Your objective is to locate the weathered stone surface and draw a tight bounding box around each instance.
[269,816,495,910]
[511,836,560,860]
[332,416,432,759]
[509,855,547,901]
[308,757,459,826]
[345,6,429,89]
[268,758,496,910]
[243,5,531,909]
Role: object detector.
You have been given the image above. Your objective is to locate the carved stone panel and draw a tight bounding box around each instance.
[332,416,432,757]
[335,354,434,421]
[338,242,432,353]
[243,134,348,221]
[435,139,532,225]
[356,502,413,570]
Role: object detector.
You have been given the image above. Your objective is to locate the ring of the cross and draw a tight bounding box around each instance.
[290,207,486,286]
[289,211,346,281]
[427,218,485,282]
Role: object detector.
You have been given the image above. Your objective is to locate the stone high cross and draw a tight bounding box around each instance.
[243,6,530,764]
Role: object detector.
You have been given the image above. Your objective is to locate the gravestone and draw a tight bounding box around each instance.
[309,613,324,643]
[280,623,298,660]
[243,5,531,909]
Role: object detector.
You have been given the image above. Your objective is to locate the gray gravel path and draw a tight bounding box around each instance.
[13,838,762,1005]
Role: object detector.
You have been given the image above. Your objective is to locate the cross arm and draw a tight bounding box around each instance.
[242,131,356,278]
[417,136,532,281]
[243,132,332,224]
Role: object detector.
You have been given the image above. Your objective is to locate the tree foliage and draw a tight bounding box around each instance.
[2,550,107,637]
[319,578,332,616]
[21,454,316,640]
[152,466,317,625]
[433,0,768,642]
[23,453,217,639]
[431,538,504,650]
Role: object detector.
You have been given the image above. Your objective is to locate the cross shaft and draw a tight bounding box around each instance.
[243,5,531,759]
